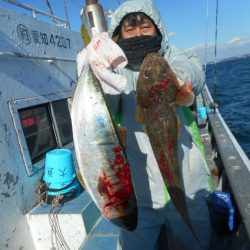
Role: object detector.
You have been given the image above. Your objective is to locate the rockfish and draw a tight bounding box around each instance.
[136,53,203,246]
[71,64,137,231]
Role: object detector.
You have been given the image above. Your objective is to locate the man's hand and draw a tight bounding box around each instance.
[76,32,128,95]
[175,79,194,106]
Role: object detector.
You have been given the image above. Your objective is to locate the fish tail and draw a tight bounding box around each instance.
[168,187,205,249]
[185,217,205,249]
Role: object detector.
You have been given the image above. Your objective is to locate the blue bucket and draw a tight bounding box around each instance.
[198,107,207,120]
[43,149,80,196]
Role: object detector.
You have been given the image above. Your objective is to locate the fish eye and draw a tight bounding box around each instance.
[144,69,151,78]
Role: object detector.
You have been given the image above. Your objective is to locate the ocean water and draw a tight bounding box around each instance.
[205,55,250,159]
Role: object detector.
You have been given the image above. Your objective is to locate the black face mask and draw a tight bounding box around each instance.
[117,35,162,71]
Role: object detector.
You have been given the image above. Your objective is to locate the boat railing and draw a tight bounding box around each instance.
[202,85,250,239]
[0,51,76,62]
[2,0,70,28]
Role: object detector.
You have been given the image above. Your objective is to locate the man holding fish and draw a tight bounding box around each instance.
[76,0,212,249]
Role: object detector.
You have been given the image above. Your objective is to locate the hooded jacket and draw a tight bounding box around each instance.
[108,0,211,210]
[109,0,205,96]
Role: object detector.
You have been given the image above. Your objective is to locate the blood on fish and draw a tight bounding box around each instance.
[158,149,175,185]
[157,78,170,89]
[150,78,170,95]
[98,145,133,215]
[168,136,174,153]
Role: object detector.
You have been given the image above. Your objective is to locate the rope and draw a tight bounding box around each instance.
[37,179,82,249]
[49,203,71,250]
[36,175,81,204]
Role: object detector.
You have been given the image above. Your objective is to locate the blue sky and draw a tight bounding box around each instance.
[1,0,250,63]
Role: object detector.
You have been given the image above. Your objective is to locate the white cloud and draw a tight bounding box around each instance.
[227,36,241,45]
[226,36,250,46]
[188,43,213,52]
[187,36,250,64]
[168,32,176,38]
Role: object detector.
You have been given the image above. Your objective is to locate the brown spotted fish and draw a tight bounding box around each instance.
[136,53,203,247]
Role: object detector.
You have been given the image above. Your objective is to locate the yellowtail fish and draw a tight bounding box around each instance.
[136,53,203,247]
[71,64,137,231]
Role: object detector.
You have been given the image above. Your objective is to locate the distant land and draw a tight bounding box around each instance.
[206,53,250,65]
[187,38,250,65]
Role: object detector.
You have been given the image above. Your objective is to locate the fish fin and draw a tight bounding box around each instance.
[135,106,145,124]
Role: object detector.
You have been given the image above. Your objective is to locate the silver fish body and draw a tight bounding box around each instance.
[71,65,137,231]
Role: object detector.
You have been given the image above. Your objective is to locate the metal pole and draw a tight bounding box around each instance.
[81,0,107,37]
[85,0,98,5]
[3,0,69,26]
[213,0,219,103]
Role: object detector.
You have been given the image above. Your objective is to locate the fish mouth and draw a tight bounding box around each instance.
[102,201,138,231]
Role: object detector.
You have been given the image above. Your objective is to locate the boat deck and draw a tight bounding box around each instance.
[81,217,119,250]
[27,189,119,249]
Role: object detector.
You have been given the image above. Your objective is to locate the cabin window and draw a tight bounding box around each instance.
[19,105,57,162]
[18,99,73,164]
[51,99,73,146]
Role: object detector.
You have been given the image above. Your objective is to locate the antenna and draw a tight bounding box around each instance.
[63,0,71,29]
[213,0,219,102]
[204,0,208,71]
[45,0,55,19]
